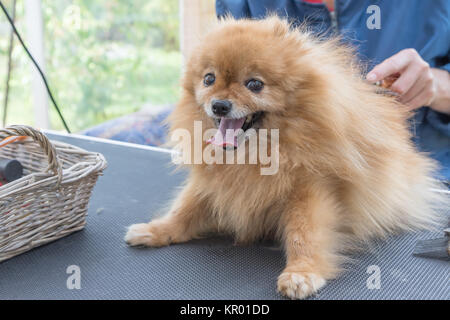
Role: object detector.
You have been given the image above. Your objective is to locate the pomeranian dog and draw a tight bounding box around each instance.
[125,16,446,299]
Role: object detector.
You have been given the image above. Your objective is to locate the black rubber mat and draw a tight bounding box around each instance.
[0,134,448,300]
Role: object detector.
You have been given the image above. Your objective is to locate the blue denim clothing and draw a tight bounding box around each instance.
[216,0,450,181]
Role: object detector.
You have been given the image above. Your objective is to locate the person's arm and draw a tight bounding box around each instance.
[366,49,450,115]
[430,68,450,114]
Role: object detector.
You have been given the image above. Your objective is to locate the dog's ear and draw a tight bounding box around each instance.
[265,15,290,38]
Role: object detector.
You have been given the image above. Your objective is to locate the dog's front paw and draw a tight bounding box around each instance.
[277,271,326,299]
[124,222,170,247]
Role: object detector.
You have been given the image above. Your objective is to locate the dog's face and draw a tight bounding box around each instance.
[182,18,314,148]
[174,17,363,161]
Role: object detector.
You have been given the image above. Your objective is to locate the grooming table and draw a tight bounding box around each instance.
[0,132,448,300]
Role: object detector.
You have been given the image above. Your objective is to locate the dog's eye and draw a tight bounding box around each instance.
[203,73,215,86]
[245,79,264,93]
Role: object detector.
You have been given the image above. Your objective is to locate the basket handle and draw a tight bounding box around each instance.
[0,125,62,184]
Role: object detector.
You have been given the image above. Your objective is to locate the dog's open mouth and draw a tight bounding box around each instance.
[207,111,264,149]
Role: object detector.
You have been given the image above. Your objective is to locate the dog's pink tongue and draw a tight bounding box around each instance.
[209,117,246,147]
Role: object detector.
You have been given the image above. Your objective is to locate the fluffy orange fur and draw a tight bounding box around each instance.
[125,16,447,299]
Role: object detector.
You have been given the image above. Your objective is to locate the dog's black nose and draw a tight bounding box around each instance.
[212,100,232,116]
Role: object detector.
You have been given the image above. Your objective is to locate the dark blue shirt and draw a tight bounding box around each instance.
[216,0,450,181]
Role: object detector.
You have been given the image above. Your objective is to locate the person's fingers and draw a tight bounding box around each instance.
[366,49,417,82]
[404,83,436,110]
[388,61,425,96]
[400,69,433,104]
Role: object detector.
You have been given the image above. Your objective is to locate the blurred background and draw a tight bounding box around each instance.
[0,0,215,144]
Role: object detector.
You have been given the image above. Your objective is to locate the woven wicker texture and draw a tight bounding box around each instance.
[0,126,107,262]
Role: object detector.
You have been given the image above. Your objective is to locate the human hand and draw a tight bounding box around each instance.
[366,49,438,111]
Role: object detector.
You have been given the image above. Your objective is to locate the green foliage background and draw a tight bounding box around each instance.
[0,0,181,131]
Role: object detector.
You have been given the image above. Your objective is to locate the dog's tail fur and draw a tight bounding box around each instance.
[342,153,448,241]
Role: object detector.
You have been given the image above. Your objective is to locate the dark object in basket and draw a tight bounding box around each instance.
[0,159,23,183]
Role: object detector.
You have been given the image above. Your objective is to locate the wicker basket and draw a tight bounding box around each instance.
[0,125,107,262]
